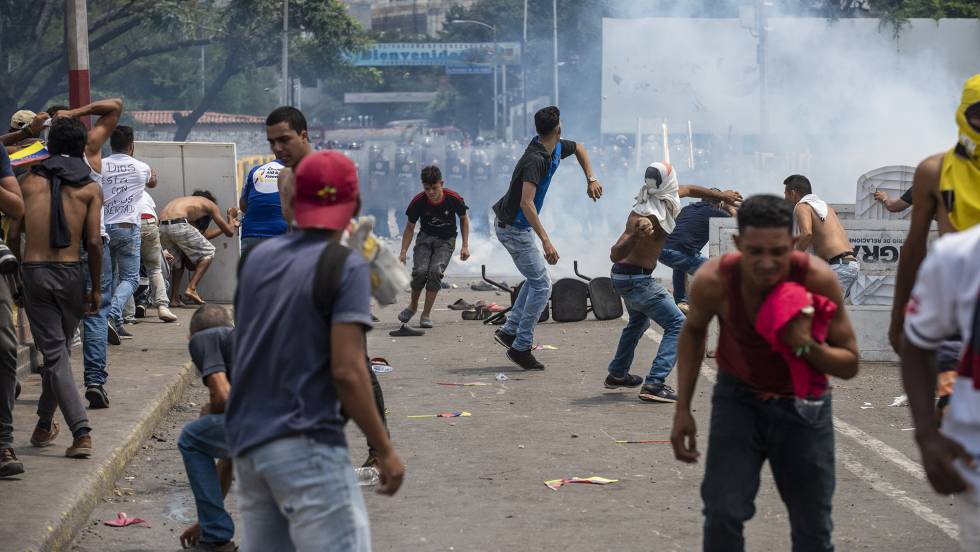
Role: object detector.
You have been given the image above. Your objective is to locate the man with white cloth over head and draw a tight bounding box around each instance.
[606,162,742,403]
[783,174,860,299]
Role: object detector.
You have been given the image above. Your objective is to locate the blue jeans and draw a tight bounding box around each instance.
[178,414,234,544]
[607,276,685,386]
[495,221,551,351]
[235,436,369,552]
[658,247,706,303]
[240,236,268,260]
[702,373,835,552]
[106,224,141,326]
[82,239,113,387]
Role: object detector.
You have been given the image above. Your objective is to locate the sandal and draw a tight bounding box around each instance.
[448,299,474,311]
[389,325,425,337]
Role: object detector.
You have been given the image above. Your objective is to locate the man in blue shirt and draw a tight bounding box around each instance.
[239,157,287,258]
[659,194,736,310]
[490,106,603,370]
[227,150,404,551]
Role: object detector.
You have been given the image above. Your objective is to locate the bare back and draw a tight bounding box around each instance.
[617,212,668,269]
[799,204,853,260]
[159,196,215,222]
[21,172,101,263]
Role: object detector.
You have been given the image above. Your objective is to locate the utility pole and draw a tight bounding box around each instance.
[281,0,289,106]
[552,0,559,106]
[65,0,91,122]
[522,0,528,137]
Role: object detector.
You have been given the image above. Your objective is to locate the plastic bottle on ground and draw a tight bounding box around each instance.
[355,466,380,486]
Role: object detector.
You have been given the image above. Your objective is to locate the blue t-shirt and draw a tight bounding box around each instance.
[0,147,13,179]
[664,201,731,254]
[492,138,577,227]
[240,159,288,238]
[226,232,374,456]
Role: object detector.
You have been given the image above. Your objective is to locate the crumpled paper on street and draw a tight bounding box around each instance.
[544,476,619,491]
[104,512,151,528]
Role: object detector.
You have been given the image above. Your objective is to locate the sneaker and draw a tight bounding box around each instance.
[676,302,690,315]
[135,304,146,319]
[419,317,433,329]
[397,308,416,324]
[506,348,545,371]
[639,383,678,403]
[107,321,121,346]
[157,305,178,323]
[493,329,516,349]
[31,421,59,447]
[604,373,643,389]
[85,385,110,409]
[0,448,24,477]
[66,434,92,458]
[115,323,134,340]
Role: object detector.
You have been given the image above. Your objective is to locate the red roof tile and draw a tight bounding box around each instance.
[130,111,265,125]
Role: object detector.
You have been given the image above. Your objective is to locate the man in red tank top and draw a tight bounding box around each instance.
[669,195,859,551]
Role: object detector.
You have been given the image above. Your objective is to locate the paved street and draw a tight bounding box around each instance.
[72,282,958,551]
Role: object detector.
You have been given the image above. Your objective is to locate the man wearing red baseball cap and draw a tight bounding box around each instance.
[227,151,405,551]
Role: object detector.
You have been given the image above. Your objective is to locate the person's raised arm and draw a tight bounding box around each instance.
[890,158,941,353]
[60,98,123,161]
[399,221,416,264]
[519,181,558,264]
[671,261,722,464]
[678,184,741,206]
[84,186,104,315]
[874,191,910,213]
[573,144,602,201]
[786,262,859,379]
[793,204,814,252]
[459,213,470,261]
[207,203,237,238]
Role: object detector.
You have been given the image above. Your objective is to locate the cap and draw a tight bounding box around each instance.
[9,110,35,130]
[293,151,359,230]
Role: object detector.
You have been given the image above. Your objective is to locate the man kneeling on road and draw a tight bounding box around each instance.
[397,165,470,330]
[158,191,237,306]
[671,195,859,551]
[178,305,237,552]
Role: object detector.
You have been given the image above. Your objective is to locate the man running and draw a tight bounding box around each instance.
[889,74,980,353]
[784,174,860,299]
[671,194,858,551]
[659,190,738,312]
[606,162,740,402]
[490,106,602,371]
[14,117,105,459]
[397,165,470,329]
[158,191,237,305]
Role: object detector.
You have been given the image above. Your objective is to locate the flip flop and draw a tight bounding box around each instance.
[397,308,416,323]
[471,282,497,292]
[448,299,474,311]
[461,309,480,320]
[389,324,424,337]
[461,307,490,320]
[183,289,206,305]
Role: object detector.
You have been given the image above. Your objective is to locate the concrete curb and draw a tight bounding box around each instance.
[34,361,195,552]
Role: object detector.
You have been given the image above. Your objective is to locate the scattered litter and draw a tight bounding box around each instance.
[407,410,472,419]
[518,445,525,449]
[371,357,394,374]
[571,434,579,438]
[545,476,619,491]
[435,382,491,387]
[902,428,915,431]
[124,476,135,481]
[104,512,151,528]
[355,466,380,486]
[495,373,509,381]
[860,405,874,410]
[614,440,671,444]
[890,394,909,407]
[533,344,558,351]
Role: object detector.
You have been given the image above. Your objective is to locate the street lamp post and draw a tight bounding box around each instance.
[450,19,498,139]
[522,0,528,138]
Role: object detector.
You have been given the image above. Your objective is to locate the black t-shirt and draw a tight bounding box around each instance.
[665,201,731,254]
[900,188,913,205]
[492,138,577,226]
[189,326,235,384]
[406,189,468,239]
[0,148,13,179]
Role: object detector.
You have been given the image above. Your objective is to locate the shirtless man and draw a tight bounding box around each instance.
[266,106,313,227]
[783,174,859,299]
[606,161,740,402]
[671,194,858,551]
[10,117,104,459]
[889,74,980,353]
[158,191,237,305]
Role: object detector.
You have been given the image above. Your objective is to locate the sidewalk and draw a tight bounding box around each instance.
[0,309,195,552]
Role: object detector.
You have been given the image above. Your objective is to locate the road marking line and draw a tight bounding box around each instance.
[636,325,957,540]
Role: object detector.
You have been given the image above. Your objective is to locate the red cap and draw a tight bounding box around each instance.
[293,151,359,230]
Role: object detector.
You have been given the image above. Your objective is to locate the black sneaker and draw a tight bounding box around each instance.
[107,321,121,346]
[85,385,110,409]
[493,329,516,349]
[115,322,134,340]
[639,383,678,403]
[0,448,24,477]
[506,348,545,370]
[135,304,146,319]
[604,374,643,389]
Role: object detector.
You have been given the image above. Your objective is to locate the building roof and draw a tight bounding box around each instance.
[130,110,265,126]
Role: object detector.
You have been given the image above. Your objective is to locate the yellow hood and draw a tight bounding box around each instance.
[956,74,980,160]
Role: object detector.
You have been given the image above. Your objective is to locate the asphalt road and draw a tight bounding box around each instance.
[72,283,959,551]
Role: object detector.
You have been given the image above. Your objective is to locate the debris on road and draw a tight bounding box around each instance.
[104,512,151,528]
[890,394,909,407]
[614,440,671,444]
[545,477,619,491]
[407,410,472,419]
